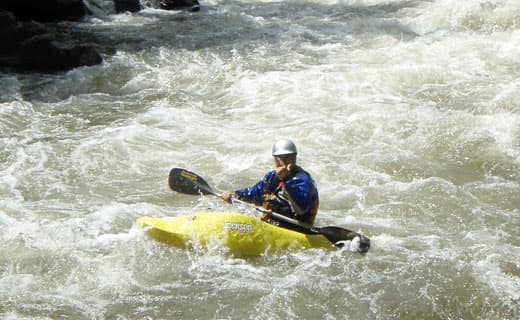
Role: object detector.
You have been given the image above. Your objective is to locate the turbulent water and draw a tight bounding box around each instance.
[1,0,519,319]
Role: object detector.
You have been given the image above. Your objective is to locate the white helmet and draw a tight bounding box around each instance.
[272,139,297,156]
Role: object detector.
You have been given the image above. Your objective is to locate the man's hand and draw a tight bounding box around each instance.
[221,191,235,203]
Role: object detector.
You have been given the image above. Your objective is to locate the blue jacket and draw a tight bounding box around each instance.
[235,166,319,224]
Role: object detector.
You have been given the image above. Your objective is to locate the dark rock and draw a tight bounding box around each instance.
[0,10,103,71]
[19,34,103,70]
[0,11,49,54]
[114,0,142,13]
[0,9,17,27]
[0,0,88,21]
[150,0,200,12]
[67,44,104,67]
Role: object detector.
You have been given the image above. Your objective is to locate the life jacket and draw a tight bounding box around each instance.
[235,166,319,225]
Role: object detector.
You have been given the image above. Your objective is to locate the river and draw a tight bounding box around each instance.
[1,0,519,319]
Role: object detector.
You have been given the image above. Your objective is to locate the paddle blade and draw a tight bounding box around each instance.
[357,234,371,253]
[318,226,370,253]
[168,168,214,195]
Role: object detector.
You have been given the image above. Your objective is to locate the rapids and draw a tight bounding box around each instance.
[1,0,519,319]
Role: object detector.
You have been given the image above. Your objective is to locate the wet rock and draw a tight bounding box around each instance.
[149,0,201,12]
[114,0,142,13]
[0,8,17,26]
[20,34,103,70]
[0,10,103,72]
[0,0,88,22]
[0,14,48,53]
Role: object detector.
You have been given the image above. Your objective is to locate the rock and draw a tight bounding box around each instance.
[0,11,48,54]
[149,0,200,12]
[114,0,142,13]
[0,10,103,71]
[0,9,17,27]
[0,0,88,22]
[19,34,103,70]
[66,44,104,67]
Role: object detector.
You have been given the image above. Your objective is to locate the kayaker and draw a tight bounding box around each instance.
[221,139,319,229]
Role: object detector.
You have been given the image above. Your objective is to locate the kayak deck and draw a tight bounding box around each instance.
[137,211,334,256]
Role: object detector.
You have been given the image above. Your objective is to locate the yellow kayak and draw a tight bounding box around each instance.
[137,211,334,256]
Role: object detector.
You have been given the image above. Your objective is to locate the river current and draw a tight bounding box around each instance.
[1,0,519,319]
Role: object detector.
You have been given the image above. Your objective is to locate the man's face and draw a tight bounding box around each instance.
[274,154,296,168]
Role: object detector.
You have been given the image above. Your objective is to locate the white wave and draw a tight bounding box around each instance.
[473,256,520,301]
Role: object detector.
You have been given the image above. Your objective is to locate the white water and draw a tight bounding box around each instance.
[1,0,519,319]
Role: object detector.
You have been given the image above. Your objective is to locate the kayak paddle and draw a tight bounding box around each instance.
[168,167,370,253]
